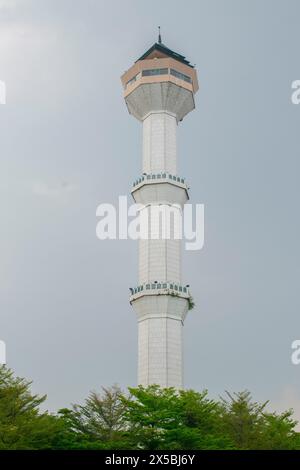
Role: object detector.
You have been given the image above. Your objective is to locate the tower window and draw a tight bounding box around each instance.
[142,68,168,77]
[126,75,137,87]
[125,72,141,88]
[170,68,192,83]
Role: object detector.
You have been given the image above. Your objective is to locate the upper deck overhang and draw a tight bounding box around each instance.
[121,56,199,98]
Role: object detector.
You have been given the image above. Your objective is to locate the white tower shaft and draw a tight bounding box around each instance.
[134,109,188,388]
[143,112,177,174]
[138,111,184,387]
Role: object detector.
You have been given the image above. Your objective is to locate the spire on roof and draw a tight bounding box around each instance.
[158,26,162,44]
[136,31,194,68]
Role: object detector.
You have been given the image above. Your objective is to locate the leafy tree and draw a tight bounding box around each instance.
[0,365,62,449]
[219,390,300,450]
[258,411,299,450]
[122,385,233,450]
[1,365,300,450]
[58,385,128,449]
[178,388,234,449]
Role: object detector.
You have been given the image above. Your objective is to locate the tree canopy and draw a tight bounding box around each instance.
[0,365,299,450]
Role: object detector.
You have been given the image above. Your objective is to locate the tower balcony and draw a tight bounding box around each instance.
[129,282,193,321]
[121,57,198,122]
[131,172,189,206]
[129,281,192,324]
[121,57,198,96]
[132,172,187,188]
[129,281,190,299]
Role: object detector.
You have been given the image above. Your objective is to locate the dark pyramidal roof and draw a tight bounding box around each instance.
[136,42,193,68]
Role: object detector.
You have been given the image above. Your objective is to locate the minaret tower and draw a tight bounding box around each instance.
[121,34,198,388]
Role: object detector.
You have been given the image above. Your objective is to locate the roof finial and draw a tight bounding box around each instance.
[158,26,162,44]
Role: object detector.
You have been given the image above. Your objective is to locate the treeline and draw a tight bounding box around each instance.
[0,365,299,450]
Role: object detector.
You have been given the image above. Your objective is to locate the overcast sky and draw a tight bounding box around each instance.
[1,0,300,419]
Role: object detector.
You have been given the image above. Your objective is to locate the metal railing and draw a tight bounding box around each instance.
[132,173,186,188]
[129,282,190,296]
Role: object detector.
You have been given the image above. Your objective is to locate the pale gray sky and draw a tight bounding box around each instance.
[1,0,300,418]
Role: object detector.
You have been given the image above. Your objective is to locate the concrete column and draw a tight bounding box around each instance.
[142,112,177,174]
[138,317,183,388]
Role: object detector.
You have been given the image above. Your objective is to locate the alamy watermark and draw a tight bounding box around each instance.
[291,80,300,104]
[1,82,7,364]
[0,341,6,365]
[291,340,300,365]
[0,80,6,104]
[96,196,204,251]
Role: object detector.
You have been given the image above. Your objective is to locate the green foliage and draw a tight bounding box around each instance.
[219,390,300,450]
[188,296,195,310]
[122,386,233,449]
[0,365,299,450]
[0,365,62,449]
[58,385,129,449]
[169,292,195,310]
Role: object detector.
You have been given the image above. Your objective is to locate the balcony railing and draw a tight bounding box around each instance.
[129,282,190,296]
[132,172,186,188]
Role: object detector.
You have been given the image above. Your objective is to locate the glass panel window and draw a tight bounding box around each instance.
[170,68,192,83]
[142,68,168,77]
[126,72,141,87]
[126,76,136,87]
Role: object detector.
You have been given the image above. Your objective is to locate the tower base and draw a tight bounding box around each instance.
[131,293,189,388]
